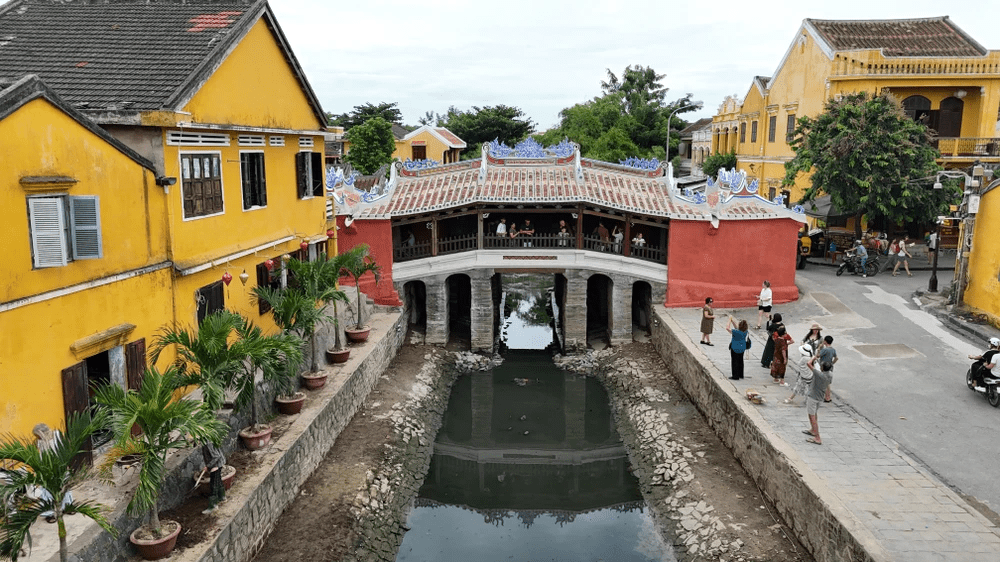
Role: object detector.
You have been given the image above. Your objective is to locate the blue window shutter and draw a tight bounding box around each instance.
[70,196,102,259]
[28,197,68,268]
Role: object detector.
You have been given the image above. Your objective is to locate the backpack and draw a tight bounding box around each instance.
[890,242,900,254]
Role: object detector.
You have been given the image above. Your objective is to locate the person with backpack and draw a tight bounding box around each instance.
[892,236,914,277]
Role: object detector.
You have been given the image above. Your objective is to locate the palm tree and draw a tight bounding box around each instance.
[227,316,304,431]
[0,413,117,562]
[277,256,348,372]
[336,245,381,331]
[149,310,245,411]
[94,367,227,540]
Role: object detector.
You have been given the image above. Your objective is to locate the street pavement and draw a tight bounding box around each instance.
[663,250,1000,560]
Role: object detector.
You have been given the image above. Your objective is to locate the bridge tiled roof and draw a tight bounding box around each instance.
[352,156,803,223]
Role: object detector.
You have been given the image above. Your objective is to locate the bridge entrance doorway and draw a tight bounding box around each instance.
[446,274,471,348]
[586,274,613,348]
[632,281,652,338]
[402,280,427,338]
[494,273,559,353]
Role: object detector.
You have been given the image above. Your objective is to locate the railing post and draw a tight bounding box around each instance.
[431,218,438,257]
[477,212,484,250]
[576,208,584,249]
[623,217,631,257]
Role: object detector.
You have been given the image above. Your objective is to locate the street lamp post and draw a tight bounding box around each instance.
[932,163,992,297]
[929,216,942,292]
[665,100,703,165]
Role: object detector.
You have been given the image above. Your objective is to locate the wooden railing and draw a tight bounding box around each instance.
[395,234,667,265]
[934,137,1000,158]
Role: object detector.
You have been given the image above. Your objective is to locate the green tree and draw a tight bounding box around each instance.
[438,105,535,158]
[701,151,738,179]
[328,102,402,130]
[784,92,951,239]
[417,110,439,126]
[345,116,396,175]
[335,245,381,331]
[227,317,304,431]
[1,413,116,562]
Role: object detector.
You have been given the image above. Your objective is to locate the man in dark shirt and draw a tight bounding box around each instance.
[520,219,535,247]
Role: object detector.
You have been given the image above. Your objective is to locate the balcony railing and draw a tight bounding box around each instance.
[934,137,1000,158]
[833,57,1000,77]
[395,233,666,265]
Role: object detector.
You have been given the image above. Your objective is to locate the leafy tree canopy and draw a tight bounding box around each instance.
[417,110,439,126]
[437,105,536,159]
[701,151,738,179]
[344,116,396,175]
[784,92,953,237]
[328,102,403,130]
[534,65,699,162]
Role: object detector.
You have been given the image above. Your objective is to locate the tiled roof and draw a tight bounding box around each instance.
[351,158,802,224]
[434,127,465,148]
[679,118,713,135]
[0,0,326,123]
[807,17,986,57]
[391,123,411,140]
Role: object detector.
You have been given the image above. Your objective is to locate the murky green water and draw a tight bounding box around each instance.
[397,276,674,561]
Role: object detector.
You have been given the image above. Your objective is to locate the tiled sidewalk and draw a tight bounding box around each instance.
[664,307,1000,562]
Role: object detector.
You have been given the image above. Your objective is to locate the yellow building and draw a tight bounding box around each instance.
[0,1,330,442]
[964,183,1000,323]
[392,125,466,164]
[710,17,1000,206]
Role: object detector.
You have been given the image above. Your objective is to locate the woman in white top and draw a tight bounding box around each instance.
[756,280,772,330]
[892,236,913,277]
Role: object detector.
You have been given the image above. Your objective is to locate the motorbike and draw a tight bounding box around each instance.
[836,252,880,277]
[966,362,1000,407]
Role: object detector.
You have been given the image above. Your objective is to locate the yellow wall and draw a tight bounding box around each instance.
[0,97,174,439]
[391,129,460,162]
[1,98,168,302]
[965,188,1000,320]
[182,19,323,131]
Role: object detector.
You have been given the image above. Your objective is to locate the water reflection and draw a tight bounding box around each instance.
[398,275,674,561]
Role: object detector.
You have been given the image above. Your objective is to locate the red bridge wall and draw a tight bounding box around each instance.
[335,217,402,306]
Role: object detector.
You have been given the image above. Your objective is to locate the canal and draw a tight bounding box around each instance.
[396,274,674,561]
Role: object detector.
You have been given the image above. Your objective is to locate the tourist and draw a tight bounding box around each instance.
[784,344,815,404]
[631,232,646,247]
[508,222,519,246]
[801,323,823,354]
[725,316,750,380]
[883,238,899,272]
[817,336,838,402]
[558,226,570,247]
[927,230,938,265]
[892,236,913,277]
[760,312,783,369]
[700,297,715,346]
[770,325,792,386]
[612,225,624,253]
[496,218,507,238]
[520,219,535,247]
[803,358,834,445]
[756,280,772,330]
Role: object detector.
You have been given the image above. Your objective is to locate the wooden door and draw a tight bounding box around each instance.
[61,362,92,468]
[125,339,146,437]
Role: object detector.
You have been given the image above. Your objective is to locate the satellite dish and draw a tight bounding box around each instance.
[344,215,355,228]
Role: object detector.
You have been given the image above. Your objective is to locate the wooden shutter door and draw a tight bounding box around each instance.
[125,339,146,437]
[70,196,103,259]
[296,152,308,198]
[310,152,323,196]
[61,362,92,468]
[241,153,252,210]
[28,198,68,268]
[256,263,272,314]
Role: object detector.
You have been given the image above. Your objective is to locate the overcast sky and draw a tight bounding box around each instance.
[273,1,997,131]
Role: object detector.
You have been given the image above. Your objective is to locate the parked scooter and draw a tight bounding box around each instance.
[835,251,881,277]
[966,337,1000,407]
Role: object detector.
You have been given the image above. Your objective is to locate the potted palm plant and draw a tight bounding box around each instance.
[283,256,348,387]
[0,413,116,562]
[253,284,325,398]
[227,315,304,446]
[95,367,227,560]
[336,244,381,343]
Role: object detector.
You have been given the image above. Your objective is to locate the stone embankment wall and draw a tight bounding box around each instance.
[648,309,887,562]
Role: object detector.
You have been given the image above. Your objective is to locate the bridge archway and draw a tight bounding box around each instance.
[632,281,652,337]
[402,280,426,336]
[447,274,472,349]
[586,274,613,348]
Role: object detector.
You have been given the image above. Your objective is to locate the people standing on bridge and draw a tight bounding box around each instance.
[817,336,838,402]
[612,225,624,254]
[725,316,750,380]
[700,297,715,346]
[520,219,535,247]
[892,236,913,277]
[804,358,834,445]
[760,312,783,369]
[557,226,570,246]
[508,222,519,247]
[756,280,772,330]
[784,344,815,404]
[496,218,507,239]
[631,232,646,247]
[770,325,792,386]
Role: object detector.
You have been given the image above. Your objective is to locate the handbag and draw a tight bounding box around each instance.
[746,337,752,350]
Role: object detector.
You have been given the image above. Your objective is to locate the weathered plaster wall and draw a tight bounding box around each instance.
[336,217,402,306]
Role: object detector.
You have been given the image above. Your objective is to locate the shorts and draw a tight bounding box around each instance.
[758,305,772,312]
[806,397,821,415]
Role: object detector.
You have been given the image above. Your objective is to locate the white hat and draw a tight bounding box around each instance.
[799,345,813,357]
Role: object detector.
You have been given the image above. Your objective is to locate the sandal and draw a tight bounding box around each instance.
[801,429,814,435]
[805,437,822,445]
[907,273,913,277]
[754,325,761,330]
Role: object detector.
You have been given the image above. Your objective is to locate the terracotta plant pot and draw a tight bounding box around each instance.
[345,326,371,343]
[326,348,351,364]
[130,520,181,560]
[238,425,273,450]
[193,465,236,496]
[275,392,306,415]
[301,372,328,390]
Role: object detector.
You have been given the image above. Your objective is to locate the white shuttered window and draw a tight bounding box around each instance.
[27,195,103,268]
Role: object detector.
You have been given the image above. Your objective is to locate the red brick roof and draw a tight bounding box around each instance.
[807,17,986,57]
[434,127,464,147]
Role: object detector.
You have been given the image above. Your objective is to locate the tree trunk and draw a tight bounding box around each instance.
[309,330,318,373]
[57,508,67,562]
[355,283,363,330]
[854,212,863,241]
[149,505,160,535]
[332,302,343,351]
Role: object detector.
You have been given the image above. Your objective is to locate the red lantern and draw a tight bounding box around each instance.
[222,271,233,286]
[326,229,335,239]
[300,240,309,252]
[264,259,275,271]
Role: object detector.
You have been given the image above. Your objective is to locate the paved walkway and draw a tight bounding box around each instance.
[664,306,1000,562]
